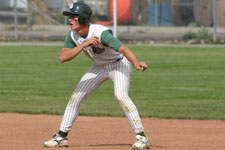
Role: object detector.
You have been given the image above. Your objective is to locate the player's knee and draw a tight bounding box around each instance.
[68,93,86,104]
[115,92,129,101]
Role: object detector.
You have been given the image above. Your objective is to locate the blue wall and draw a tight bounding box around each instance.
[147,4,175,26]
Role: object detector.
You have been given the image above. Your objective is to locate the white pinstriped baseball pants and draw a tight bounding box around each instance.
[60,57,145,134]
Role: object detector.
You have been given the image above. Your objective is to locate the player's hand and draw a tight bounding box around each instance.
[82,36,100,48]
[135,62,148,71]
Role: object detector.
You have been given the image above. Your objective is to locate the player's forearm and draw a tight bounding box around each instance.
[59,45,84,63]
[118,45,139,67]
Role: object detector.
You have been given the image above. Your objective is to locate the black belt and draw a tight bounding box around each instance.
[114,57,123,63]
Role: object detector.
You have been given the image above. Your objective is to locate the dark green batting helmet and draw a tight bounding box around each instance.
[63,2,92,24]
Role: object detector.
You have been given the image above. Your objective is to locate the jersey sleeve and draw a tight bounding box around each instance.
[63,31,77,48]
[101,30,122,51]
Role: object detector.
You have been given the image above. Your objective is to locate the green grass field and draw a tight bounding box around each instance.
[0,45,225,120]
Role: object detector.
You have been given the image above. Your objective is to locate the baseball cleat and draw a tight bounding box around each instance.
[43,133,68,148]
[132,135,150,149]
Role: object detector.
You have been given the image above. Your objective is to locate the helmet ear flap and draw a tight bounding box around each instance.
[78,14,90,24]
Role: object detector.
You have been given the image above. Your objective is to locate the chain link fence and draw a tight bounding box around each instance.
[0,0,225,43]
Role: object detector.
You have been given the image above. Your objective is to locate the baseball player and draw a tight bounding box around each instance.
[43,2,150,149]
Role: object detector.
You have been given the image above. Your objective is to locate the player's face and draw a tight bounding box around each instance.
[68,15,81,30]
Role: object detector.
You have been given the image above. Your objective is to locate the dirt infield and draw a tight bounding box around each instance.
[0,113,224,150]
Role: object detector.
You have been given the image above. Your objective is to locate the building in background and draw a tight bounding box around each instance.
[0,0,224,27]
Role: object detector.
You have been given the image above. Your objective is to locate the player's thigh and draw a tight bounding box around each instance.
[112,58,132,93]
[75,65,108,94]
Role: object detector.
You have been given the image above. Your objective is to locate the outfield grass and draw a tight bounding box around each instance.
[0,45,225,120]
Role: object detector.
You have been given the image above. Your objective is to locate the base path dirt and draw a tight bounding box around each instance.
[0,113,224,150]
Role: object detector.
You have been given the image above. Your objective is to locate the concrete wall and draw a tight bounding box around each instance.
[0,0,28,9]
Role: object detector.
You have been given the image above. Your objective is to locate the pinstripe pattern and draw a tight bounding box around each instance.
[71,24,123,66]
[60,24,145,134]
[60,65,108,132]
[60,57,144,134]
[109,58,144,133]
